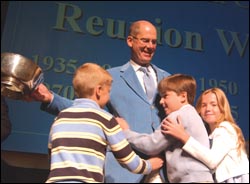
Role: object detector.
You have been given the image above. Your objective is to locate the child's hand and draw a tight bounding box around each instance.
[148,155,164,171]
[115,117,130,130]
[161,116,190,143]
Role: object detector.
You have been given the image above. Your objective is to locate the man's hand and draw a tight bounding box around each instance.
[22,83,53,103]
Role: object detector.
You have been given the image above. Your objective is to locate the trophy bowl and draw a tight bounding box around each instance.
[1,52,44,100]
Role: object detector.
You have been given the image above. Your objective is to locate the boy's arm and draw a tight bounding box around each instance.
[123,128,170,155]
[40,92,73,115]
[115,117,171,156]
[108,117,164,174]
[25,83,73,116]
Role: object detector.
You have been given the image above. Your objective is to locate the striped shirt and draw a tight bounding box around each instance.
[46,98,151,183]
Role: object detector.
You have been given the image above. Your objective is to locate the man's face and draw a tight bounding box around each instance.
[128,24,157,66]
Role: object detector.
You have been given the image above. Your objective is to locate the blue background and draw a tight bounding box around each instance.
[1,1,249,154]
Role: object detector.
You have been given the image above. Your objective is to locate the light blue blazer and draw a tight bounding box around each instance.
[107,62,170,133]
[41,61,171,183]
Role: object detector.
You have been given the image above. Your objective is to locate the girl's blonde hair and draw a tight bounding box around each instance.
[72,63,112,98]
[196,87,246,155]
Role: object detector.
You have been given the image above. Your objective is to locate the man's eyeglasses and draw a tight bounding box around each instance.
[131,35,157,45]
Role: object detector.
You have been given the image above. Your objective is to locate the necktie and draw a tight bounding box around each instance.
[140,66,155,102]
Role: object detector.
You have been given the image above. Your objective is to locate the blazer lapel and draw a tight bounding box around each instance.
[152,64,166,83]
[120,63,148,102]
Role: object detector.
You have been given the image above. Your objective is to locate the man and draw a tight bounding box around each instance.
[29,20,171,183]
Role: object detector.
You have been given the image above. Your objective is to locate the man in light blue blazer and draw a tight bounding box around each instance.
[105,63,170,182]
[31,20,171,183]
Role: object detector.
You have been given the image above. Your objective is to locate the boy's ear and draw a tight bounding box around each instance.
[95,85,102,98]
[182,91,187,98]
[180,91,187,102]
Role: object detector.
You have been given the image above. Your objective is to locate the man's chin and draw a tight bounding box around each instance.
[141,59,152,64]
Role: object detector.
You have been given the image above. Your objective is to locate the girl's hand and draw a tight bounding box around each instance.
[161,116,190,143]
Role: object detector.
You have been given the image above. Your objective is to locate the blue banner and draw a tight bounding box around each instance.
[1,1,249,154]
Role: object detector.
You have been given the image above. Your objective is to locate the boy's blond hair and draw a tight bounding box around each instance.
[72,63,112,98]
[158,73,196,105]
